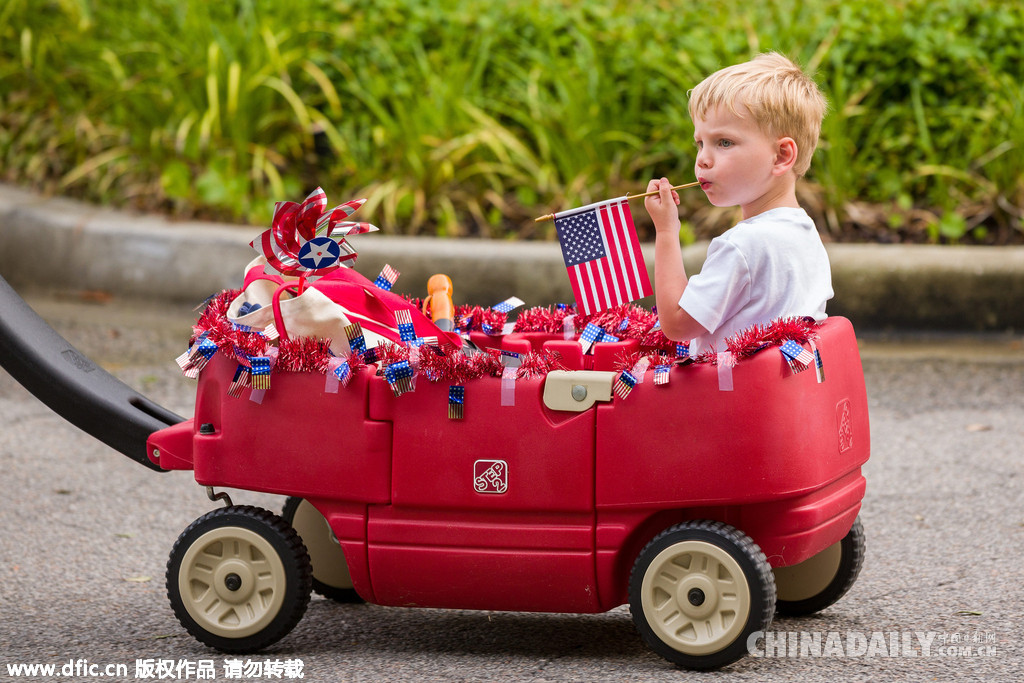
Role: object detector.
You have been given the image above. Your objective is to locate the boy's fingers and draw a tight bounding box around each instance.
[659,178,680,205]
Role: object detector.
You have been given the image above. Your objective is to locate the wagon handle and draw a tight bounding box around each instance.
[0,274,183,471]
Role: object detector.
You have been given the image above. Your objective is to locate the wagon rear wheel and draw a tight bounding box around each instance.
[166,506,311,652]
[629,520,775,670]
[773,516,865,616]
[282,497,363,603]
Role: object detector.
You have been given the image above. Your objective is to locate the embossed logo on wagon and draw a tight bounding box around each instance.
[473,459,508,494]
[837,399,854,453]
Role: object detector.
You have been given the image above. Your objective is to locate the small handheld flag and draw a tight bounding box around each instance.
[553,198,652,316]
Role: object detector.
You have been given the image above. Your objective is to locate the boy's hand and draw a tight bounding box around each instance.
[643,177,681,235]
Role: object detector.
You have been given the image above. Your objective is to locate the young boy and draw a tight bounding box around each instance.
[645,52,832,355]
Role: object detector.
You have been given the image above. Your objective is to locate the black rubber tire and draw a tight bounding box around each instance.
[775,517,865,617]
[629,520,776,670]
[281,497,364,604]
[166,506,312,652]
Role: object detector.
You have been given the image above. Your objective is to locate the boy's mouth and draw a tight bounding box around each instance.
[698,178,712,191]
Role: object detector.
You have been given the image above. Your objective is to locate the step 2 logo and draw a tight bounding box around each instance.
[474,459,508,494]
[837,399,854,453]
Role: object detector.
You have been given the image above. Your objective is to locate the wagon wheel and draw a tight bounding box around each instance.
[282,497,363,603]
[773,516,865,616]
[629,520,776,670]
[166,506,311,652]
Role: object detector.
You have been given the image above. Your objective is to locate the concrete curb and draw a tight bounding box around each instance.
[2,183,1022,332]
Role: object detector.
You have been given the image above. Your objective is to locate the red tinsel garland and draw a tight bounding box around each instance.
[512,305,576,335]
[190,289,820,383]
[277,337,333,373]
[725,317,817,360]
[373,341,410,368]
[516,350,567,379]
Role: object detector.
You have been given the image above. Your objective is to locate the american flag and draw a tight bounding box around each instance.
[492,296,525,314]
[384,360,414,396]
[779,340,815,371]
[228,365,250,397]
[613,370,638,399]
[654,364,670,385]
[395,309,416,342]
[375,264,399,291]
[344,322,367,355]
[579,322,618,354]
[554,198,652,315]
[250,356,272,390]
[448,385,465,420]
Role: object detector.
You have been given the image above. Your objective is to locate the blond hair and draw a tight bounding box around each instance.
[688,52,828,177]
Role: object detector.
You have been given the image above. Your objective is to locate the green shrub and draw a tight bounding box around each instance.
[1,0,1021,243]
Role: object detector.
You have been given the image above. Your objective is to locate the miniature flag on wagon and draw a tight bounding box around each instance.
[176,336,218,379]
[654,364,670,385]
[809,339,825,383]
[613,370,639,399]
[228,364,251,397]
[375,264,400,291]
[249,356,273,390]
[448,385,465,419]
[779,340,815,374]
[579,322,618,354]
[553,197,652,316]
[492,296,525,314]
[384,360,414,397]
[345,322,367,355]
[395,309,417,343]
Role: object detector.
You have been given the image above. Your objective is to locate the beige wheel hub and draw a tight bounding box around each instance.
[178,526,288,639]
[641,540,752,656]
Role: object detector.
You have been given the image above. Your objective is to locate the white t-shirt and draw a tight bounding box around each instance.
[679,207,833,355]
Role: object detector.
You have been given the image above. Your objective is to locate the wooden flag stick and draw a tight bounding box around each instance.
[534,181,701,222]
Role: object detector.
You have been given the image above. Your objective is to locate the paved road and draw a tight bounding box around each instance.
[1,296,1022,682]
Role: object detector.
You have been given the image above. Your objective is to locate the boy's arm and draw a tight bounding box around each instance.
[645,178,708,342]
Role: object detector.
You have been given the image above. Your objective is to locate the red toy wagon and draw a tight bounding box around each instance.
[0,192,868,670]
[137,255,868,670]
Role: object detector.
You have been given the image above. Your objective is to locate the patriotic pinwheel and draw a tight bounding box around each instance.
[251,187,378,280]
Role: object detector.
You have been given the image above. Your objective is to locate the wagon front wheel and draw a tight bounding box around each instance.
[629,520,776,670]
[166,506,312,652]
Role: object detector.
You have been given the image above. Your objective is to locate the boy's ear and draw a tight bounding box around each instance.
[773,137,798,175]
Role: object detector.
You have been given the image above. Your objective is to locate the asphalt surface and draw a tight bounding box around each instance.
[1,296,1022,682]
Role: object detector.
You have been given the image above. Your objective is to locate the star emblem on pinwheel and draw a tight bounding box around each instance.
[251,187,379,280]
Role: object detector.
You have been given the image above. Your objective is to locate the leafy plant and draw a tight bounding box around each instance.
[1,0,1022,244]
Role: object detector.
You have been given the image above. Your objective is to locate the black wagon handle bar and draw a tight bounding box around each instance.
[0,274,183,471]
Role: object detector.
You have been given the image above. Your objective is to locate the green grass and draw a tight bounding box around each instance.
[1,0,1022,243]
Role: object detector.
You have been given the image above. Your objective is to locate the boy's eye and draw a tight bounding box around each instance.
[719,139,733,148]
